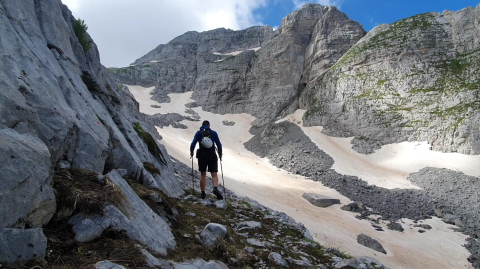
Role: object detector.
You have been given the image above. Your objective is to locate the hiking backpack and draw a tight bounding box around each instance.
[200,129,213,148]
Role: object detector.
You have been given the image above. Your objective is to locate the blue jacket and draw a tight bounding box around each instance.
[190,126,222,155]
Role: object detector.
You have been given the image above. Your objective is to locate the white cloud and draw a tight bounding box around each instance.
[293,0,344,9]
[61,0,266,67]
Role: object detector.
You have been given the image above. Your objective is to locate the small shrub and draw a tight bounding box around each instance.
[73,18,91,52]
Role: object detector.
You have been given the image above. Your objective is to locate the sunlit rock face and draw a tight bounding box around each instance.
[300,5,480,154]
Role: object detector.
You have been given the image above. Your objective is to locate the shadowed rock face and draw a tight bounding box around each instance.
[0,0,182,256]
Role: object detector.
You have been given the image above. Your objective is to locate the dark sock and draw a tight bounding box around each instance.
[213,187,218,190]
[202,191,206,194]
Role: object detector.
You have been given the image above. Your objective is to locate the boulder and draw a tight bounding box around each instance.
[172,258,228,269]
[247,238,265,247]
[102,170,176,255]
[0,129,55,229]
[94,261,126,269]
[443,214,459,225]
[237,221,262,230]
[334,256,388,269]
[0,228,47,265]
[205,223,227,239]
[387,222,404,232]
[302,193,340,208]
[68,214,110,242]
[357,234,387,254]
[268,252,289,267]
[197,229,218,250]
[214,200,228,210]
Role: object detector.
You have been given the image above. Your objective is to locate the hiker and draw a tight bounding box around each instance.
[190,120,223,200]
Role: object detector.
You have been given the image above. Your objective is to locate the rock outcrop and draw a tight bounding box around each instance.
[300,5,480,154]
[0,0,182,264]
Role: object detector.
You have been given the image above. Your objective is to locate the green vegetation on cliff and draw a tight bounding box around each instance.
[73,18,91,52]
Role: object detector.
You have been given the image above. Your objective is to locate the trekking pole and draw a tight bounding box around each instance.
[191,156,194,195]
[217,149,227,201]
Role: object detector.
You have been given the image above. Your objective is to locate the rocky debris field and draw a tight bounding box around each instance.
[244,121,480,268]
[3,158,388,269]
[409,168,480,267]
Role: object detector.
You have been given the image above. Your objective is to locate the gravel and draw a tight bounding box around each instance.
[244,121,480,268]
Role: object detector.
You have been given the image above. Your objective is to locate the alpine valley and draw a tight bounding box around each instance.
[1,1,479,269]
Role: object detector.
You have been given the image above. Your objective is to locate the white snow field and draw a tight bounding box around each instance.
[128,85,479,269]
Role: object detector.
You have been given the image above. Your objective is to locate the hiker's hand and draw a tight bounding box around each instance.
[219,154,222,161]
[190,152,193,158]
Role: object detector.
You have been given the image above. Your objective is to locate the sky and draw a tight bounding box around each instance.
[61,0,480,68]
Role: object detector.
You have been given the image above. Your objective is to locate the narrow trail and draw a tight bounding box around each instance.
[128,85,476,269]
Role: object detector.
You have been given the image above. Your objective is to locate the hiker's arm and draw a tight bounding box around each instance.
[190,132,199,156]
[213,132,222,157]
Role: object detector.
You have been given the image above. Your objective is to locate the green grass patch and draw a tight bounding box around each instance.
[133,122,167,165]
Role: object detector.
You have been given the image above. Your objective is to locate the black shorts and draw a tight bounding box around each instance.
[197,150,218,173]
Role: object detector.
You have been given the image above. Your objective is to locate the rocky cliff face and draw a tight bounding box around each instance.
[112,4,365,126]
[300,5,480,154]
[0,0,183,264]
[113,3,480,155]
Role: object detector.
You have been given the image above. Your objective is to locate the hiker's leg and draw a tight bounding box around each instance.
[200,171,207,191]
[211,172,219,187]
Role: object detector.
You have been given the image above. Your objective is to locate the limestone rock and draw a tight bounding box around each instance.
[214,200,228,210]
[172,258,228,269]
[197,229,218,250]
[357,234,387,254]
[301,7,480,155]
[0,228,47,265]
[247,238,265,247]
[103,170,176,255]
[205,223,227,239]
[334,256,389,269]
[68,214,110,242]
[139,248,171,268]
[302,193,340,208]
[0,129,55,229]
[268,252,289,267]
[95,261,126,269]
[387,222,404,232]
[237,221,262,230]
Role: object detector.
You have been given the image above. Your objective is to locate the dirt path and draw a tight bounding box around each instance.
[128,86,475,269]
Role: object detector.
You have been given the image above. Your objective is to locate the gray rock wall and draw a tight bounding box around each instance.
[112,4,365,126]
[300,5,480,154]
[0,1,183,263]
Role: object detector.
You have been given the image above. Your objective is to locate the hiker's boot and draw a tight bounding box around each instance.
[200,191,206,199]
[212,188,223,200]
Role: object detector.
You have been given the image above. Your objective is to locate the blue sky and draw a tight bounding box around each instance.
[64,0,479,67]
[257,0,479,30]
